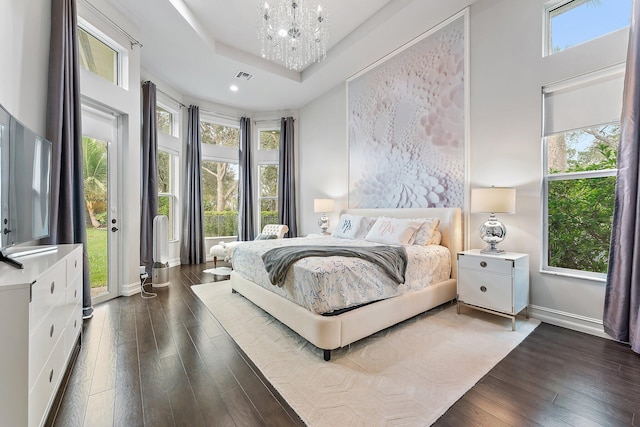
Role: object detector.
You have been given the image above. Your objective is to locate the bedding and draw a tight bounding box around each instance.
[232,236,451,315]
[262,244,408,286]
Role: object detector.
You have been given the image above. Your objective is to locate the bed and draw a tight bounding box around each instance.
[229,207,463,361]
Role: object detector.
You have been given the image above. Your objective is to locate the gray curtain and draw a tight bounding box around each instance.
[604,0,640,353]
[140,81,158,274]
[277,117,298,237]
[46,0,92,318]
[180,105,206,264]
[238,117,255,241]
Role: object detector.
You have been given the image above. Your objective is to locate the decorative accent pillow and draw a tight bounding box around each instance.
[332,214,366,239]
[365,217,425,245]
[354,217,377,239]
[254,233,278,241]
[412,217,441,245]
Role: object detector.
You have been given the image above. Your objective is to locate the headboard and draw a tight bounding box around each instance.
[341,207,463,279]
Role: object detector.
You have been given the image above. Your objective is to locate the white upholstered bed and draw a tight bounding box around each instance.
[229,207,463,360]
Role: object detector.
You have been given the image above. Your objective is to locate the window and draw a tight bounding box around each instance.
[546,0,631,55]
[157,150,177,241]
[201,117,240,238]
[542,66,623,279]
[202,160,239,237]
[257,127,280,229]
[157,105,173,135]
[201,121,239,148]
[77,26,120,85]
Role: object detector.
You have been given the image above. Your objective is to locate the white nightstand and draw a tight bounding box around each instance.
[456,249,529,331]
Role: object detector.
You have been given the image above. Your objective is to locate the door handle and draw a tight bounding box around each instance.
[111,227,119,232]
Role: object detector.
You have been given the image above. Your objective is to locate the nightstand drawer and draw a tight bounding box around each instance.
[458,254,513,274]
[458,270,512,313]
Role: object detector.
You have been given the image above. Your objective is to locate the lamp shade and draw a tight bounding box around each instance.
[471,187,516,214]
[313,198,334,213]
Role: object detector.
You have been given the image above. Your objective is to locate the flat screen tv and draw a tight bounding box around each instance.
[0,104,53,269]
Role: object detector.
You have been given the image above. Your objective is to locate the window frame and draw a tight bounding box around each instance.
[544,0,632,57]
[77,17,129,89]
[200,114,240,239]
[157,147,179,242]
[156,94,181,243]
[255,122,281,230]
[541,67,623,281]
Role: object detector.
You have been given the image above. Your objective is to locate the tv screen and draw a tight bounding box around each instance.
[0,104,52,260]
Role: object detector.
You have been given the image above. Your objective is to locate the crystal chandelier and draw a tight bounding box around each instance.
[257,0,329,71]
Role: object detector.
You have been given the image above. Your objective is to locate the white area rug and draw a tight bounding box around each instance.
[192,281,539,426]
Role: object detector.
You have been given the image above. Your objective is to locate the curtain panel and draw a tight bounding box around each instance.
[180,105,206,264]
[140,81,159,274]
[46,0,93,319]
[278,117,298,237]
[604,0,640,353]
[238,117,255,241]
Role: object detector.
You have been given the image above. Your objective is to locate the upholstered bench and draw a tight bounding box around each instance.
[209,224,289,267]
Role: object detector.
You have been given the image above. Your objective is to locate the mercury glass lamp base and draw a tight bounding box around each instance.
[480,245,506,254]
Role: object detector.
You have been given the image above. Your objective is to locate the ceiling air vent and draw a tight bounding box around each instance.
[235,71,254,81]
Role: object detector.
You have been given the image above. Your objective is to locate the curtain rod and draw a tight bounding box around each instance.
[151,84,285,122]
[79,0,143,49]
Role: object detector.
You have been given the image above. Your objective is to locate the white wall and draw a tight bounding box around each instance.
[0,0,50,132]
[299,0,629,336]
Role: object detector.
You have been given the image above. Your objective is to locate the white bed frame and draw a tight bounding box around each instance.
[230,207,463,361]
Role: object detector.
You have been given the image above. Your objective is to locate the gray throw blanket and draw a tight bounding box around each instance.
[261,245,408,287]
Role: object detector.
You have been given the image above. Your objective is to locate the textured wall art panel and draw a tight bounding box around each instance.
[348,14,466,209]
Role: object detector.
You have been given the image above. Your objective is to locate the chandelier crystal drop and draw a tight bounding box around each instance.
[257,0,329,71]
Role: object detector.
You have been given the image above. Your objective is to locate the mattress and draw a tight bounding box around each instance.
[231,236,451,314]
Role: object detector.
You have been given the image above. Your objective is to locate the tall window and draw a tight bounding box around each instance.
[77,23,126,87]
[201,118,240,237]
[157,150,176,241]
[156,101,180,241]
[546,0,631,55]
[257,127,280,229]
[542,66,623,279]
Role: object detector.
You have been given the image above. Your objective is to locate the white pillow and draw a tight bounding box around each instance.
[365,217,425,245]
[332,214,365,239]
[412,217,441,245]
[354,217,377,239]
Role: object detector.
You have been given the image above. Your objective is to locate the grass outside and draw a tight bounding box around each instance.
[86,227,108,288]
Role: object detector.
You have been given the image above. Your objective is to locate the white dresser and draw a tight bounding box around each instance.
[0,244,83,427]
[457,249,529,331]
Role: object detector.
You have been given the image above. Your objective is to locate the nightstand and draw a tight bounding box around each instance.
[456,249,529,330]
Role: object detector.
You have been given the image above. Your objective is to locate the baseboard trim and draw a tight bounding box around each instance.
[121,281,141,297]
[529,305,610,340]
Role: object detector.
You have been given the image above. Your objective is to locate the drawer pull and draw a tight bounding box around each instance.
[480,285,487,292]
[480,261,487,268]
[75,259,78,268]
[50,324,55,337]
[74,319,77,328]
[49,369,54,383]
[74,289,77,298]
[50,281,55,294]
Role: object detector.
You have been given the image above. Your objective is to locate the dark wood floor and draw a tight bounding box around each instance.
[48,263,640,426]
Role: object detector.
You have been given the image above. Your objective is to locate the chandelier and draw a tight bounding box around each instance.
[257,0,329,71]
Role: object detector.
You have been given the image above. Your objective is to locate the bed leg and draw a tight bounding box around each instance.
[323,350,331,361]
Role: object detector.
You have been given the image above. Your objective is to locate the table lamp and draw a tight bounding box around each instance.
[313,198,334,234]
[471,187,516,254]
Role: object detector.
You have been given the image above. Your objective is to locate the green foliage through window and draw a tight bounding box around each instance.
[546,124,618,274]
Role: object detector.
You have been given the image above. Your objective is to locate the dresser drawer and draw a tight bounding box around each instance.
[64,304,82,357]
[458,269,513,314]
[30,261,66,331]
[66,248,82,286]
[29,335,65,427]
[64,273,82,324]
[29,306,64,391]
[458,254,513,274]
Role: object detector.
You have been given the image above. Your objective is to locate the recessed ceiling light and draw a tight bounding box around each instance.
[230,85,239,92]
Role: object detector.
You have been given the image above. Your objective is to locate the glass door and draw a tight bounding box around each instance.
[81,103,120,304]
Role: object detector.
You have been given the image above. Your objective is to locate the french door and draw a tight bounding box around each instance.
[81,102,120,304]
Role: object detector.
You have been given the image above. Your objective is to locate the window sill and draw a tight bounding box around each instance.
[540,268,606,283]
